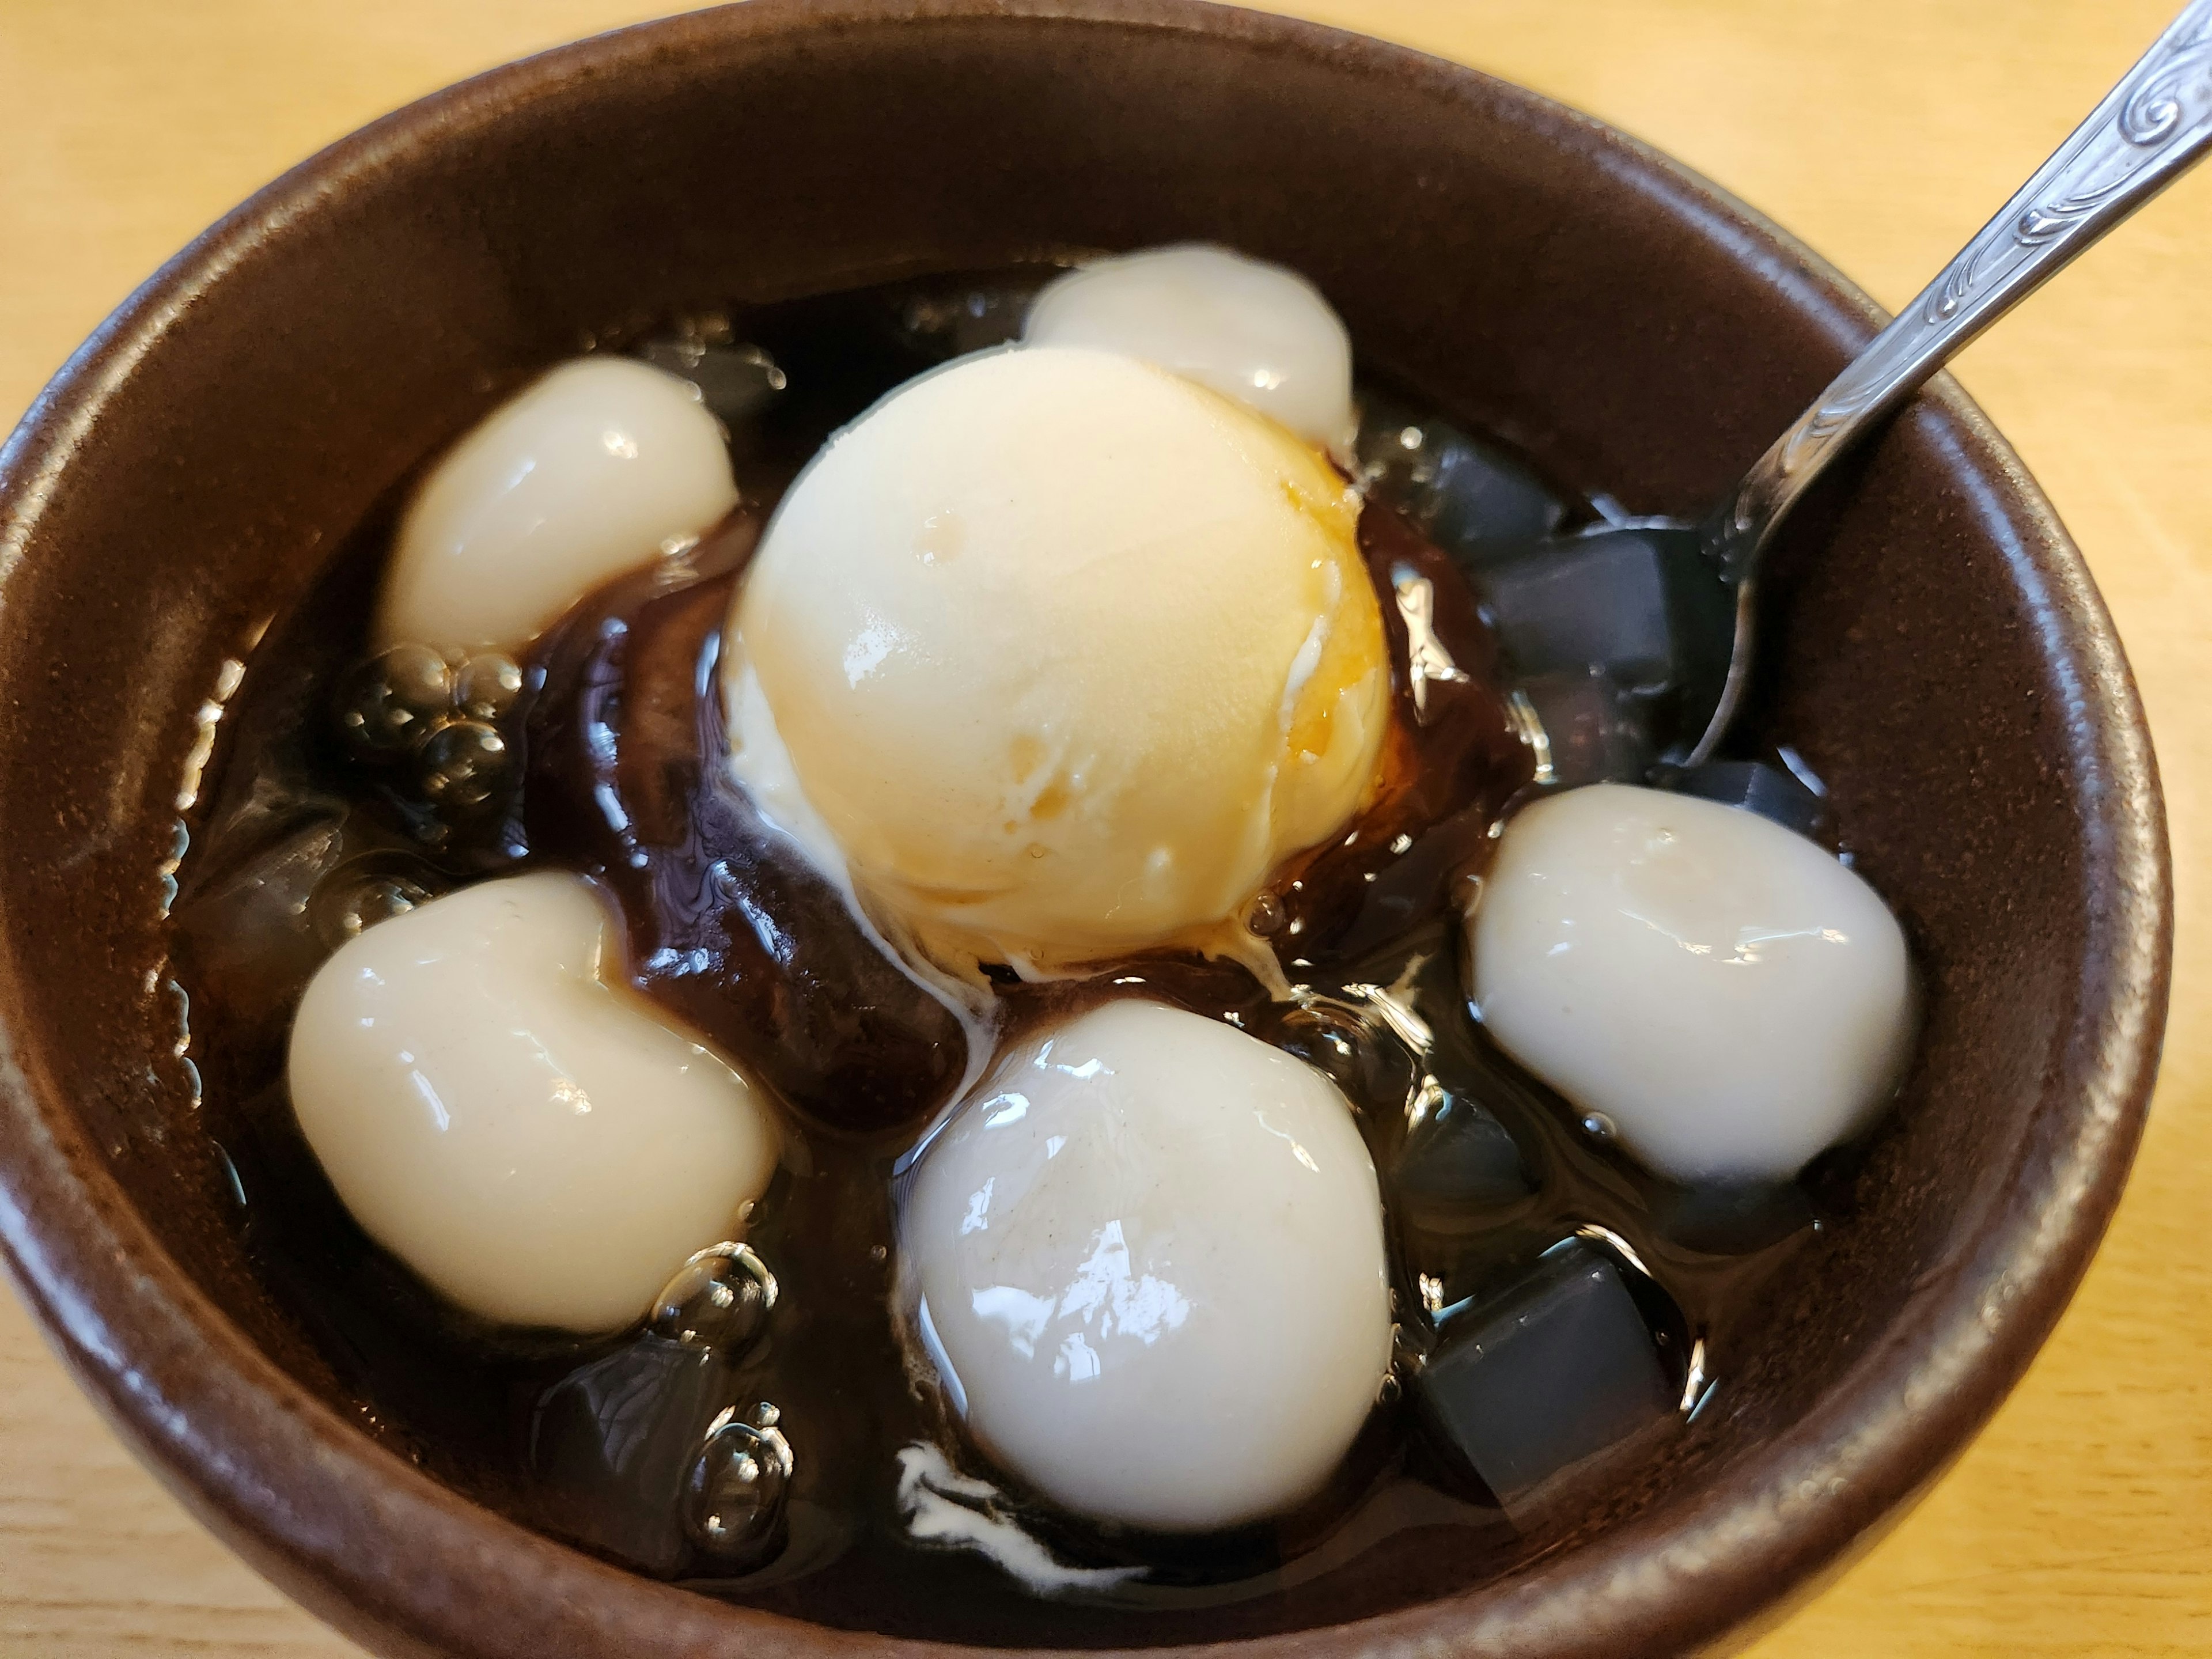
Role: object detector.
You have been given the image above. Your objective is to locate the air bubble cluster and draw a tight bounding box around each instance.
[648,1243,793,1570]
[334,643,523,834]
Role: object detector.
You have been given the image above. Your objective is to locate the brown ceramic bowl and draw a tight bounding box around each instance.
[0,2,2172,1655]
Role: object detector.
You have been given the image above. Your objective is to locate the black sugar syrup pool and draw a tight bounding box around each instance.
[166,267,1868,1647]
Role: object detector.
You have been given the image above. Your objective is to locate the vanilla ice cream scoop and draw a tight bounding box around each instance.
[287,872,778,1330]
[727,345,1389,975]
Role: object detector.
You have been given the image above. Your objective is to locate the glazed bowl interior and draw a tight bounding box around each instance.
[0,4,2168,1658]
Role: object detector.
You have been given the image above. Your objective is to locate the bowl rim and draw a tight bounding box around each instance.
[0,2,2173,1656]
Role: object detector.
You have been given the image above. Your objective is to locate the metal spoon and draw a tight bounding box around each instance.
[1671,0,2212,768]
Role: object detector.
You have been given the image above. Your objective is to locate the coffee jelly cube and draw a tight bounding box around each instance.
[1474,527,1732,696]
[531,1336,738,1578]
[1395,1088,1534,1219]
[169,815,346,995]
[171,815,445,1028]
[1650,1179,1816,1256]
[1429,446,1566,560]
[1412,1238,1675,1505]
[1516,669,1653,787]
[1666,759,1827,840]
[1356,393,1565,560]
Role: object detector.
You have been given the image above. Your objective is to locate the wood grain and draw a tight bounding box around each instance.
[1,2,2206,1653]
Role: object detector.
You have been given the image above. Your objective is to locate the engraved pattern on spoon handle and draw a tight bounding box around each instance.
[1711,0,2212,583]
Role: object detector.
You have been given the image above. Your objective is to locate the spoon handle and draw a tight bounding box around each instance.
[1710,0,2212,585]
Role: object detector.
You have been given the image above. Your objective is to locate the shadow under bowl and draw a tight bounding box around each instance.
[0,3,2172,1657]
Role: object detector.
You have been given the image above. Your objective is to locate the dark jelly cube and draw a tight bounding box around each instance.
[1475,527,1732,697]
[1426,440,1568,562]
[1516,669,1652,788]
[531,1336,738,1577]
[1355,392,1565,560]
[1650,1179,1816,1256]
[1395,1088,1535,1221]
[168,815,346,1012]
[1412,1238,1676,1505]
[170,814,446,1035]
[1666,759,1827,840]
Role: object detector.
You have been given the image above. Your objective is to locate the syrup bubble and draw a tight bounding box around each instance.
[685,1401,793,1563]
[650,1243,778,1359]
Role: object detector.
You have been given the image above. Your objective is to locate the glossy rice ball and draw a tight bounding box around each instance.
[288,872,777,1330]
[378,357,738,651]
[1024,243,1357,453]
[1469,783,1914,1183]
[900,999,1393,1531]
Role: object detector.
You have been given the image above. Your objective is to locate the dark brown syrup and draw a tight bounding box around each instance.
[166,271,1858,1647]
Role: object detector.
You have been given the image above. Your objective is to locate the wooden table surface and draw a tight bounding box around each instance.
[2,1,2206,1653]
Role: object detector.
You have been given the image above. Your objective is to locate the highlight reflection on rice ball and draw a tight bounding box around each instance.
[900,1000,1393,1531]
